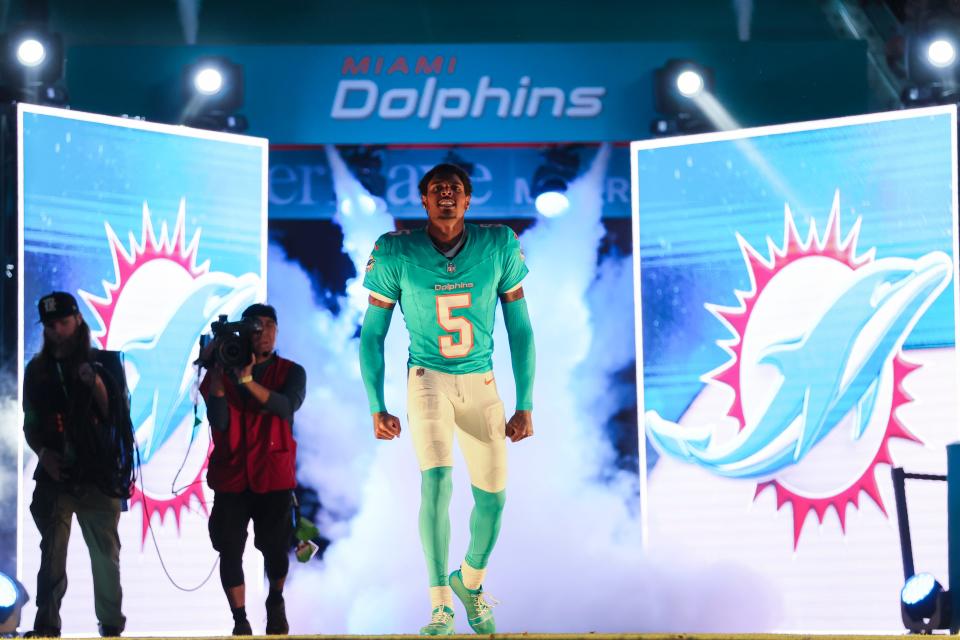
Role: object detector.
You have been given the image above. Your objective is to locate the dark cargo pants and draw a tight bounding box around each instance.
[30,481,125,633]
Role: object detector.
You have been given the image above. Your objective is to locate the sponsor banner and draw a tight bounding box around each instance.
[633,106,959,631]
[18,105,268,635]
[269,144,631,219]
[67,42,868,144]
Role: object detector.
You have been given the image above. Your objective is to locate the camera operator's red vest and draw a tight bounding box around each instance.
[202,356,297,493]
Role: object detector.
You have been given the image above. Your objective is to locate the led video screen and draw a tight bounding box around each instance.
[633,106,958,631]
[18,104,267,635]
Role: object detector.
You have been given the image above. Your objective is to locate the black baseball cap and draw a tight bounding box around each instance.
[241,303,277,323]
[38,291,79,323]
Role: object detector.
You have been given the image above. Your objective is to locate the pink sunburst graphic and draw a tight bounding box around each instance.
[704,191,923,547]
[79,199,212,544]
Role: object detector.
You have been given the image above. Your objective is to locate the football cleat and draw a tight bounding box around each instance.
[449,569,497,634]
[419,605,455,636]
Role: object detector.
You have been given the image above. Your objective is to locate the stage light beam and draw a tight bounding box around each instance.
[357,193,377,215]
[534,190,570,217]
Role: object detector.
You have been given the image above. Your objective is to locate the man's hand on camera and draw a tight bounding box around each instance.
[198,339,218,368]
[206,362,226,396]
[38,448,63,481]
[234,354,273,406]
[235,353,255,384]
[372,411,401,440]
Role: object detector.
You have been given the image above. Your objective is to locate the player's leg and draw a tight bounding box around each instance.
[407,367,457,635]
[450,371,507,634]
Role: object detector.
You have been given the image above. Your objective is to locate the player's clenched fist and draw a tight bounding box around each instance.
[506,410,533,442]
[373,411,402,440]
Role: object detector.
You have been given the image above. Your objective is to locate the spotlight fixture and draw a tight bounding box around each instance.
[2,28,62,83]
[900,572,951,633]
[901,11,960,106]
[531,146,580,217]
[654,59,714,115]
[341,145,387,198]
[181,56,246,132]
[15,38,44,67]
[902,573,943,619]
[927,38,957,68]
[0,26,65,105]
[0,571,29,636]
[891,465,954,634]
[534,191,569,218]
[183,56,242,110]
[675,70,705,97]
[193,67,224,96]
[652,59,714,136]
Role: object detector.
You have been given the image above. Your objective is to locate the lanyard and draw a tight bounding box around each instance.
[55,361,70,401]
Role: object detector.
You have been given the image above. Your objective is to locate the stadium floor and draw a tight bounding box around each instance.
[94,635,920,640]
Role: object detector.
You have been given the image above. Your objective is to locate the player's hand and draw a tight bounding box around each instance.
[373,411,402,440]
[506,410,533,442]
[77,362,97,387]
[38,448,64,481]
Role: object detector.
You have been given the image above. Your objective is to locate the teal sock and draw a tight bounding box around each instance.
[465,485,506,570]
[420,467,453,586]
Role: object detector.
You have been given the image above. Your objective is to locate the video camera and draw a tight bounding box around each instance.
[197,314,262,369]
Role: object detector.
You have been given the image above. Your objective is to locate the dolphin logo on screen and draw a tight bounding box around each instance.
[646,251,952,478]
[122,276,259,463]
[80,200,264,543]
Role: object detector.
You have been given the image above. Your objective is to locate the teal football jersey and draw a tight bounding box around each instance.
[363,223,528,374]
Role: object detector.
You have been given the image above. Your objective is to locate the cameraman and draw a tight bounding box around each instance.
[23,292,126,638]
[199,303,306,636]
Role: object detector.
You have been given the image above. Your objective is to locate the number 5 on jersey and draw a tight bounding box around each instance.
[436,293,474,358]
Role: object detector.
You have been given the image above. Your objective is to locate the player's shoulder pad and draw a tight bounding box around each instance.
[371,230,409,256]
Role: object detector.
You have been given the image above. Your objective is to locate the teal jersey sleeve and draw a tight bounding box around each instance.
[498,226,529,294]
[362,233,403,301]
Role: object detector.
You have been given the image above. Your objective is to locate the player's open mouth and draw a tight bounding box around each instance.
[438,198,454,207]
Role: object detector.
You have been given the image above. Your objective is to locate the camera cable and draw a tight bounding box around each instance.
[132,369,220,592]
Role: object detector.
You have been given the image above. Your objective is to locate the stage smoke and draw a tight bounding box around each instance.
[0,375,20,576]
[276,145,782,633]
